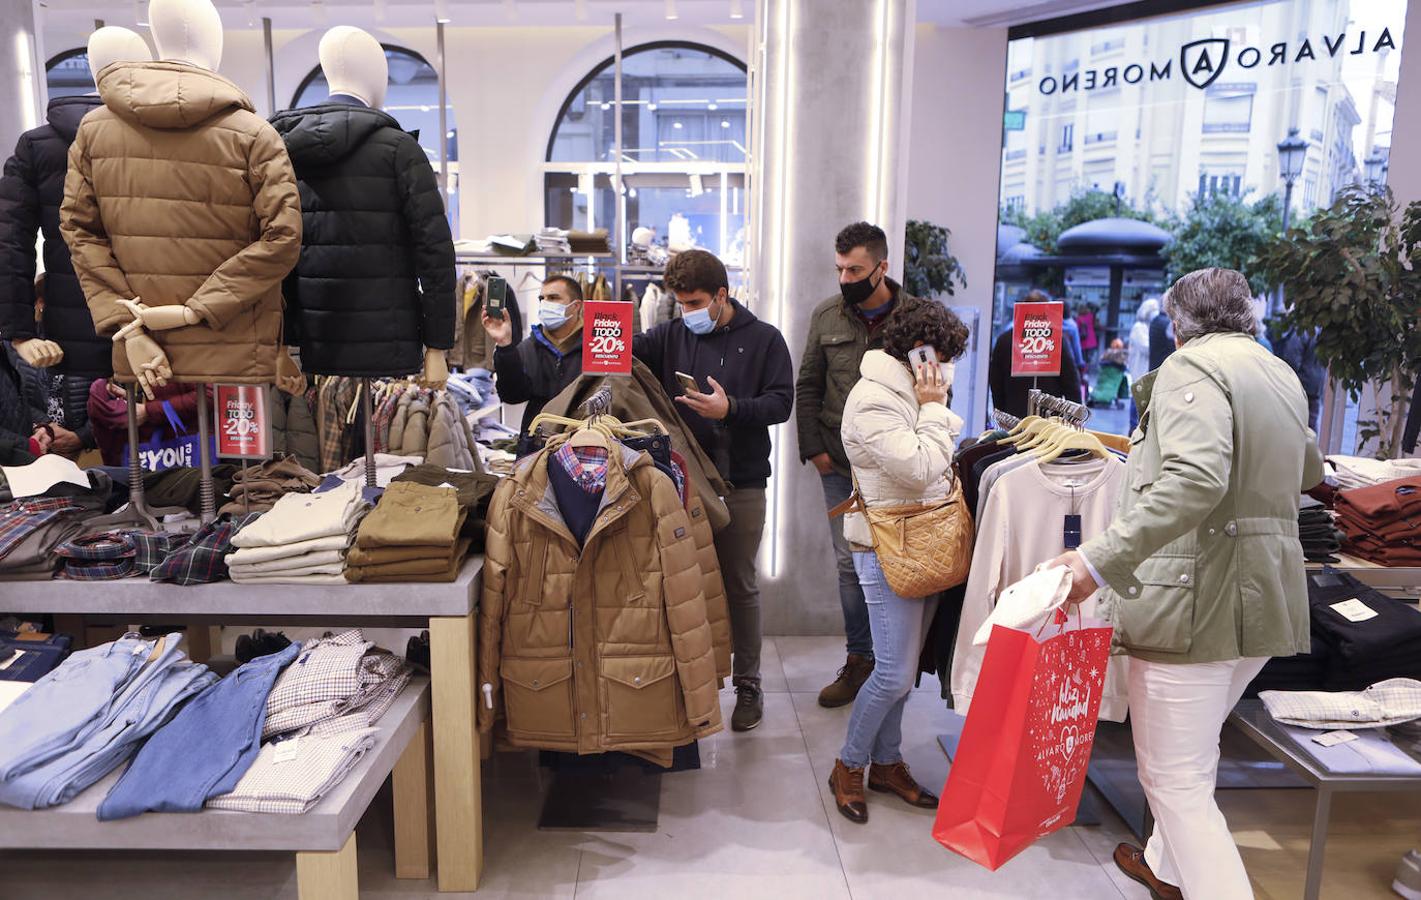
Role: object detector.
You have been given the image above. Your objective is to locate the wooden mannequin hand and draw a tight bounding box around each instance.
[276,346,307,396]
[419,347,450,389]
[11,339,64,368]
[122,332,172,401]
[113,298,200,342]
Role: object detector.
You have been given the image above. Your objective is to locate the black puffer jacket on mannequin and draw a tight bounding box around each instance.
[0,95,108,376]
[270,102,455,376]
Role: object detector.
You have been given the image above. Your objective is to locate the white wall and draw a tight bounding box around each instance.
[38,19,750,242]
[905,22,1008,432]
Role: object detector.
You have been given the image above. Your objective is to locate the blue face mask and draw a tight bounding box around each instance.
[539,301,572,331]
[682,298,723,335]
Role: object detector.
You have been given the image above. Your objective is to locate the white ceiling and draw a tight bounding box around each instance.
[36,0,1137,32]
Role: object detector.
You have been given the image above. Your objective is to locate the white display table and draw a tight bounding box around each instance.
[1,558,485,893]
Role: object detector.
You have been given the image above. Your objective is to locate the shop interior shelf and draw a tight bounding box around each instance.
[0,675,430,852]
[1,558,482,618]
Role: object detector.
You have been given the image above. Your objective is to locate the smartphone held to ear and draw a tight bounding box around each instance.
[908,346,954,383]
[485,276,508,320]
[675,371,701,395]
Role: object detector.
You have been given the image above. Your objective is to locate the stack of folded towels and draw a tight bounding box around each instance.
[1334,475,1421,566]
[346,482,470,583]
[226,481,368,584]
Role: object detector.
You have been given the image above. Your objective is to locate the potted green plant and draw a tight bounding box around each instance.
[1257,185,1421,458]
[903,220,967,299]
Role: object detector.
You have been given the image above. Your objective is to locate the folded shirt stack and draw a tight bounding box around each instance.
[389,464,499,548]
[0,497,88,579]
[206,726,379,814]
[1299,501,1345,564]
[150,513,260,585]
[1327,455,1421,491]
[0,633,216,809]
[1334,475,1421,565]
[346,481,470,583]
[1308,571,1421,690]
[226,481,368,584]
[55,531,136,581]
[1260,678,1421,730]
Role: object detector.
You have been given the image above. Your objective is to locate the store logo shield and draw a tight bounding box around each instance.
[1181,38,1229,89]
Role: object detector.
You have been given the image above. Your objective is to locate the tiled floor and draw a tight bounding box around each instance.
[3,636,1417,899]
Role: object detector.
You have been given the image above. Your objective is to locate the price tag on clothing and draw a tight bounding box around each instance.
[1312,730,1360,747]
[273,738,301,764]
[1063,514,1082,550]
[1329,598,1379,623]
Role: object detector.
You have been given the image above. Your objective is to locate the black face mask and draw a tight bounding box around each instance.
[841,264,883,307]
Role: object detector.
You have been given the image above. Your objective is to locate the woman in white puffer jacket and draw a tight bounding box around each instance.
[828,297,967,826]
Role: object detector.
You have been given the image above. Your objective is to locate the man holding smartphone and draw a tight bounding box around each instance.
[633,249,794,733]
[483,275,585,452]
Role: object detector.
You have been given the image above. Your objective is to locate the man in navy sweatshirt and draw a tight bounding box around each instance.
[633,249,794,734]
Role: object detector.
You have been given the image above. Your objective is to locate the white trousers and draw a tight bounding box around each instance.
[1129,655,1269,900]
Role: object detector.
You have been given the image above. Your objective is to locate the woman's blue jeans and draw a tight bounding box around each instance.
[838,551,939,769]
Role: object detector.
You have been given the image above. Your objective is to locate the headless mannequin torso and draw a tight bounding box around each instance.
[10,26,151,370]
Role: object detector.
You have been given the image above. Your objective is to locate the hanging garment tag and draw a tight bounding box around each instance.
[273,738,302,764]
[1312,730,1360,747]
[1063,514,1082,550]
[1329,598,1379,623]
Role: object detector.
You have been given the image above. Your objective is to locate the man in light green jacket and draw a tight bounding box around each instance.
[1051,268,1324,900]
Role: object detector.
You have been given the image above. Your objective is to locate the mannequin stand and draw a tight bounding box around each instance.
[117,385,162,531]
[196,382,216,524]
[361,378,376,488]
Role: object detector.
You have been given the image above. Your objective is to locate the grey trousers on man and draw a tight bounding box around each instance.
[712,487,766,686]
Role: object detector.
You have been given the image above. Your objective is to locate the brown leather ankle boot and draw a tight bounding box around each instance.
[867,761,939,809]
[818,654,875,708]
[829,759,868,824]
[1113,843,1182,900]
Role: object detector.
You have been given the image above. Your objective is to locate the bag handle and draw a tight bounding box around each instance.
[160,400,185,436]
[826,472,870,521]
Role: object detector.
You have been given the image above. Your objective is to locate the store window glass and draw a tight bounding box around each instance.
[45,49,97,100]
[290,45,459,233]
[994,0,1406,441]
[544,43,749,264]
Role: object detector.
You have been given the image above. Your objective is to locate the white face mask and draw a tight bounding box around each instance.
[939,359,956,386]
[540,300,574,330]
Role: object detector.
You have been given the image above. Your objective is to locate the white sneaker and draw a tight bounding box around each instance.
[1395,849,1421,900]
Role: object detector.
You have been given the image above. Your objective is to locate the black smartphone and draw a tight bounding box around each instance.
[486,276,508,319]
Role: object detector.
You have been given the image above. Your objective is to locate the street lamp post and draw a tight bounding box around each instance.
[1365,151,1389,188]
[1274,127,1309,314]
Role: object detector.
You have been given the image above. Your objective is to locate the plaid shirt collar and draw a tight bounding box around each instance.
[150,513,260,585]
[552,443,609,494]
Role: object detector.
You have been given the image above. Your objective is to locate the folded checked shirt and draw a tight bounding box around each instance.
[1261,678,1421,729]
[262,630,412,740]
[0,633,216,809]
[151,514,260,585]
[224,534,350,567]
[97,642,301,820]
[206,725,379,814]
[0,498,80,561]
[231,481,367,549]
[1278,722,1421,775]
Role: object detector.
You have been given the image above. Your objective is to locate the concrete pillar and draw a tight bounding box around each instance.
[0,1,44,160]
[749,0,917,637]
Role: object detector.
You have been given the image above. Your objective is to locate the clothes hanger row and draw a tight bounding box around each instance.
[527,411,670,445]
[1001,414,1111,463]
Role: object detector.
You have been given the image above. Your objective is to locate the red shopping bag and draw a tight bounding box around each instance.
[933,614,1113,870]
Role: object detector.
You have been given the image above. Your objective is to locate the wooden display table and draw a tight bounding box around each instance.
[4,559,485,893]
[0,679,433,900]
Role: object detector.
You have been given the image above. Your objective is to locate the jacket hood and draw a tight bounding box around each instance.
[46,94,103,142]
[96,60,253,130]
[270,104,402,167]
[858,349,915,400]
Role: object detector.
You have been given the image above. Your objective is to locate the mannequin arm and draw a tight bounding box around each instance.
[183,127,302,330]
[12,339,63,368]
[112,299,200,341]
[0,139,41,342]
[59,135,137,335]
[123,332,172,401]
[419,347,449,389]
[276,346,307,396]
[394,137,456,354]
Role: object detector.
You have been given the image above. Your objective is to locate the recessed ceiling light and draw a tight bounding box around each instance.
[665,0,678,20]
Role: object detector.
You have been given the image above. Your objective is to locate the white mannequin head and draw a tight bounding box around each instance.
[149,0,223,71]
[87,27,152,86]
[318,27,388,108]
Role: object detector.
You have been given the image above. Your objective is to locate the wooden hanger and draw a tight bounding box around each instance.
[145,634,168,663]
[1035,429,1110,464]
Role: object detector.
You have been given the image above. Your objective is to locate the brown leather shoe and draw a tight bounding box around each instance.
[829,759,868,824]
[1113,843,1182,900]
[868,761,939,809]
[818,654,875,708]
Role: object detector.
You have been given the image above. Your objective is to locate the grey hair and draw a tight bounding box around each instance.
[1163,268,1258,343]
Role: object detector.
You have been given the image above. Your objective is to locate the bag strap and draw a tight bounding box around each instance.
[826,471,870,520]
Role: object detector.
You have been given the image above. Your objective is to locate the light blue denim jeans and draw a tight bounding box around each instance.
[838,552,938,769]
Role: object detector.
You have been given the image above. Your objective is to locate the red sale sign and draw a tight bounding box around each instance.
[582,300,635,376]
[215,385,270,459]
[1011,302,1064,377]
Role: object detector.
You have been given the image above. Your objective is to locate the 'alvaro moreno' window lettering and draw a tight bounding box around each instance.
[1039,27,1397,94]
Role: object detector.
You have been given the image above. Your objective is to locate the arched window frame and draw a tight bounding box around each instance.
[543,41,749,265]
[44,47,97,100]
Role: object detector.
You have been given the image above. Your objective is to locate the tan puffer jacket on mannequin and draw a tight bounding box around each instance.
[478,442,722,754]
[60,61,301,384]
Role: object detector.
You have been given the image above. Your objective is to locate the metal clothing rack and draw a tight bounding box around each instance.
[1027,388,1091,427]
[990,408,1020,431]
